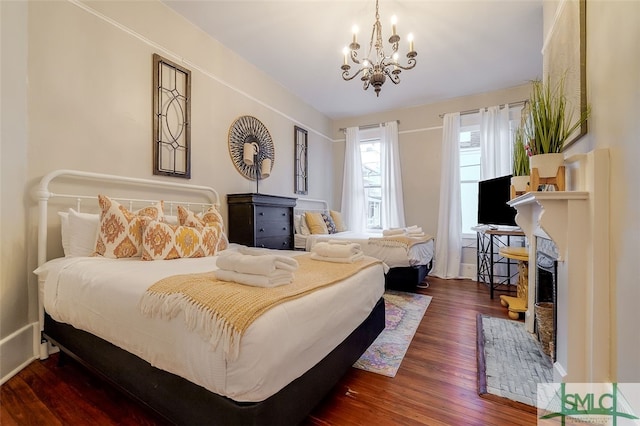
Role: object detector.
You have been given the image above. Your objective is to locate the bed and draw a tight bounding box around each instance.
[294,198,434,292]
[33,170,386,425]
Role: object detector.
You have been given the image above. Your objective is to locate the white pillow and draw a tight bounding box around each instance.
[58,211,71,256]
[299,213,311,236]
[67,209,100,257]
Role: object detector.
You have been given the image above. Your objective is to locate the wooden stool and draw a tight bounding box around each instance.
[498,246,529,320]
[530,166,565,191]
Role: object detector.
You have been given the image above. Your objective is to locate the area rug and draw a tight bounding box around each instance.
[476,314,553,412]
[353,290,431,377]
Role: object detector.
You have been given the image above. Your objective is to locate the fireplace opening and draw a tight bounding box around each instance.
[535,237,558,360]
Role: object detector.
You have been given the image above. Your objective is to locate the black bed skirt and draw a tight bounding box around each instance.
[43,297,385,425]
[384,263,431,292]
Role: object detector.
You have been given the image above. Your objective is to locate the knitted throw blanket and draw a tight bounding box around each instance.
[139,253,381,361]
[368,234,434,249]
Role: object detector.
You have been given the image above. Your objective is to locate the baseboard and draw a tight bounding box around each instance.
[460,263,477,280]
[0,321,38,385]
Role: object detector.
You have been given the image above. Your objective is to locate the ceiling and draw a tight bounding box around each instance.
[163,0,543,120]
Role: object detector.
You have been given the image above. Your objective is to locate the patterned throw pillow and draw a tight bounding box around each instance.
[321,212,337,234]
[94,195,163,258]
[330,210,347,232]
[305,211,328,234]
[140,219,219,260]
[177,205,229,251]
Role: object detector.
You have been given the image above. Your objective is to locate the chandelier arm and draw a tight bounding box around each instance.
[342,67,365,82]
[393,58,417,71]
[384,67,401,85]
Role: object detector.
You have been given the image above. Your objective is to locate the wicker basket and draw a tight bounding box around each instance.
[535,302,554,357]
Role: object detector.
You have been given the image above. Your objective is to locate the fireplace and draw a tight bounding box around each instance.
[507,148,610,382]
[535,237,558,360]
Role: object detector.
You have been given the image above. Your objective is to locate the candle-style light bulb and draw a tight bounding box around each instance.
[408,33,414,52]
[343,46,349,65]
[391,15,397,35]
[352,25,359,44]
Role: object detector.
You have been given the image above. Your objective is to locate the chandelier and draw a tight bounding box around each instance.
[341,0,417,97]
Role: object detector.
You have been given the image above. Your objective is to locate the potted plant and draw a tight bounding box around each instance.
[524,76,590,178]
[511,126,530,197]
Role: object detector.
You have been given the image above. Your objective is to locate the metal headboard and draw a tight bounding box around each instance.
[34,169,221,359]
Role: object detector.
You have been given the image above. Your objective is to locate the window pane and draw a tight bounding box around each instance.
[360,140,381,230]
[461,182,479,234]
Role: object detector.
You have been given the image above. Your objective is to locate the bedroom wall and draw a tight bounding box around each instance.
[331,84,532,278]
[1,0,335,382]
[561,0,639,382]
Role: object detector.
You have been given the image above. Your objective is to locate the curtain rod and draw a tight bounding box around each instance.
[339,120,400,133]
[438,100,527,119]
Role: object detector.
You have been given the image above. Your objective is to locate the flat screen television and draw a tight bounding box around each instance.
[477,174,517,227]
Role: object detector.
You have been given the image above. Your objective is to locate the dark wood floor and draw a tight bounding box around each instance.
[1,277,537,425]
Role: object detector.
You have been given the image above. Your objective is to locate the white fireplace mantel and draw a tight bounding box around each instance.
[507,149,610,383]
[509,191,588,261]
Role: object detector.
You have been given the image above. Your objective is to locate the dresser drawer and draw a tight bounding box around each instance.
[255,206,290,221]
[255,221,291,238]
[255,236,292,250]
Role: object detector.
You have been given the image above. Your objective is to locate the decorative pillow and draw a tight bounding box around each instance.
[94,195,163,258]
[321,212,337,234]
[305,211,328,235]
[330,210,347,232]
[141,219,219,260]
[294,214,302,234]
[58,211,71,256]
[299,214,311,236]
[177,205,229,251]
[67,209,100,257]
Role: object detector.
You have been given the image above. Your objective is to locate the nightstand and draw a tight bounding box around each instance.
[226,193,297,250]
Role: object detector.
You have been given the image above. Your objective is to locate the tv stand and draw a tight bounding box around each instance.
[474,227,525,299]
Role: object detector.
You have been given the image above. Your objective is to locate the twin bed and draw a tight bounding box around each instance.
[34,170,386,425]
[294,199,434,292]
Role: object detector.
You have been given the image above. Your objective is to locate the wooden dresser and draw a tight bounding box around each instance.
[226,193,297,250]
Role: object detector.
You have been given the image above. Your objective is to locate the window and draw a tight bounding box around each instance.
[360,138,382,230]
[460,126,481,236]
[459,106,524,237]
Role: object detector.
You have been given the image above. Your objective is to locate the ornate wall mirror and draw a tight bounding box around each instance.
[152,53,191,178]
[294,126,308,195]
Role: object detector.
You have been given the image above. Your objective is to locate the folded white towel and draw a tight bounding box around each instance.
[328,239,351,245]
[311,241,361,258]
[217,251,299,275]
[215,269,293,287]
[237,246,299,271]
[382,228,405,236]
[407,231,425,237]
[405,225,422,233]
[310,252,364,264]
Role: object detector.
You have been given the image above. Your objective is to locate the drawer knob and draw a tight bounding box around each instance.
[282,212,286,216]
[259,228,265,232]
[259,212,264,216]
[282,227,286,231]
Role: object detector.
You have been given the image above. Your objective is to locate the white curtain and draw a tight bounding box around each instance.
[432,113,462,279]
[479,105,513,180]
[341,127,366,232]
[380,121,406,229]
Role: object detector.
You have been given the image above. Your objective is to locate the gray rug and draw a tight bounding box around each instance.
[476,314,553,409]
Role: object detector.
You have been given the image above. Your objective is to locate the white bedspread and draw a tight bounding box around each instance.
[36,245,384,402]
[300,231,434,268]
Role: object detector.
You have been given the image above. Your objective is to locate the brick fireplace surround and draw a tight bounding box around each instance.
[508,149,610,383]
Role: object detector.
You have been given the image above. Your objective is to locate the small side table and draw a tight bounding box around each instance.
[498,246,529,320]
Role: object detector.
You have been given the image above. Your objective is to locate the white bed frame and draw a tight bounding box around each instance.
[34,170,385,425]
[35,169,220,359]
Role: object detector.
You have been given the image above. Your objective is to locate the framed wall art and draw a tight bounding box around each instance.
[294,126,308,195]
[152,53,191,178]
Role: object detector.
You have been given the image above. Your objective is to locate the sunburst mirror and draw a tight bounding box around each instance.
[228,115,275,180]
